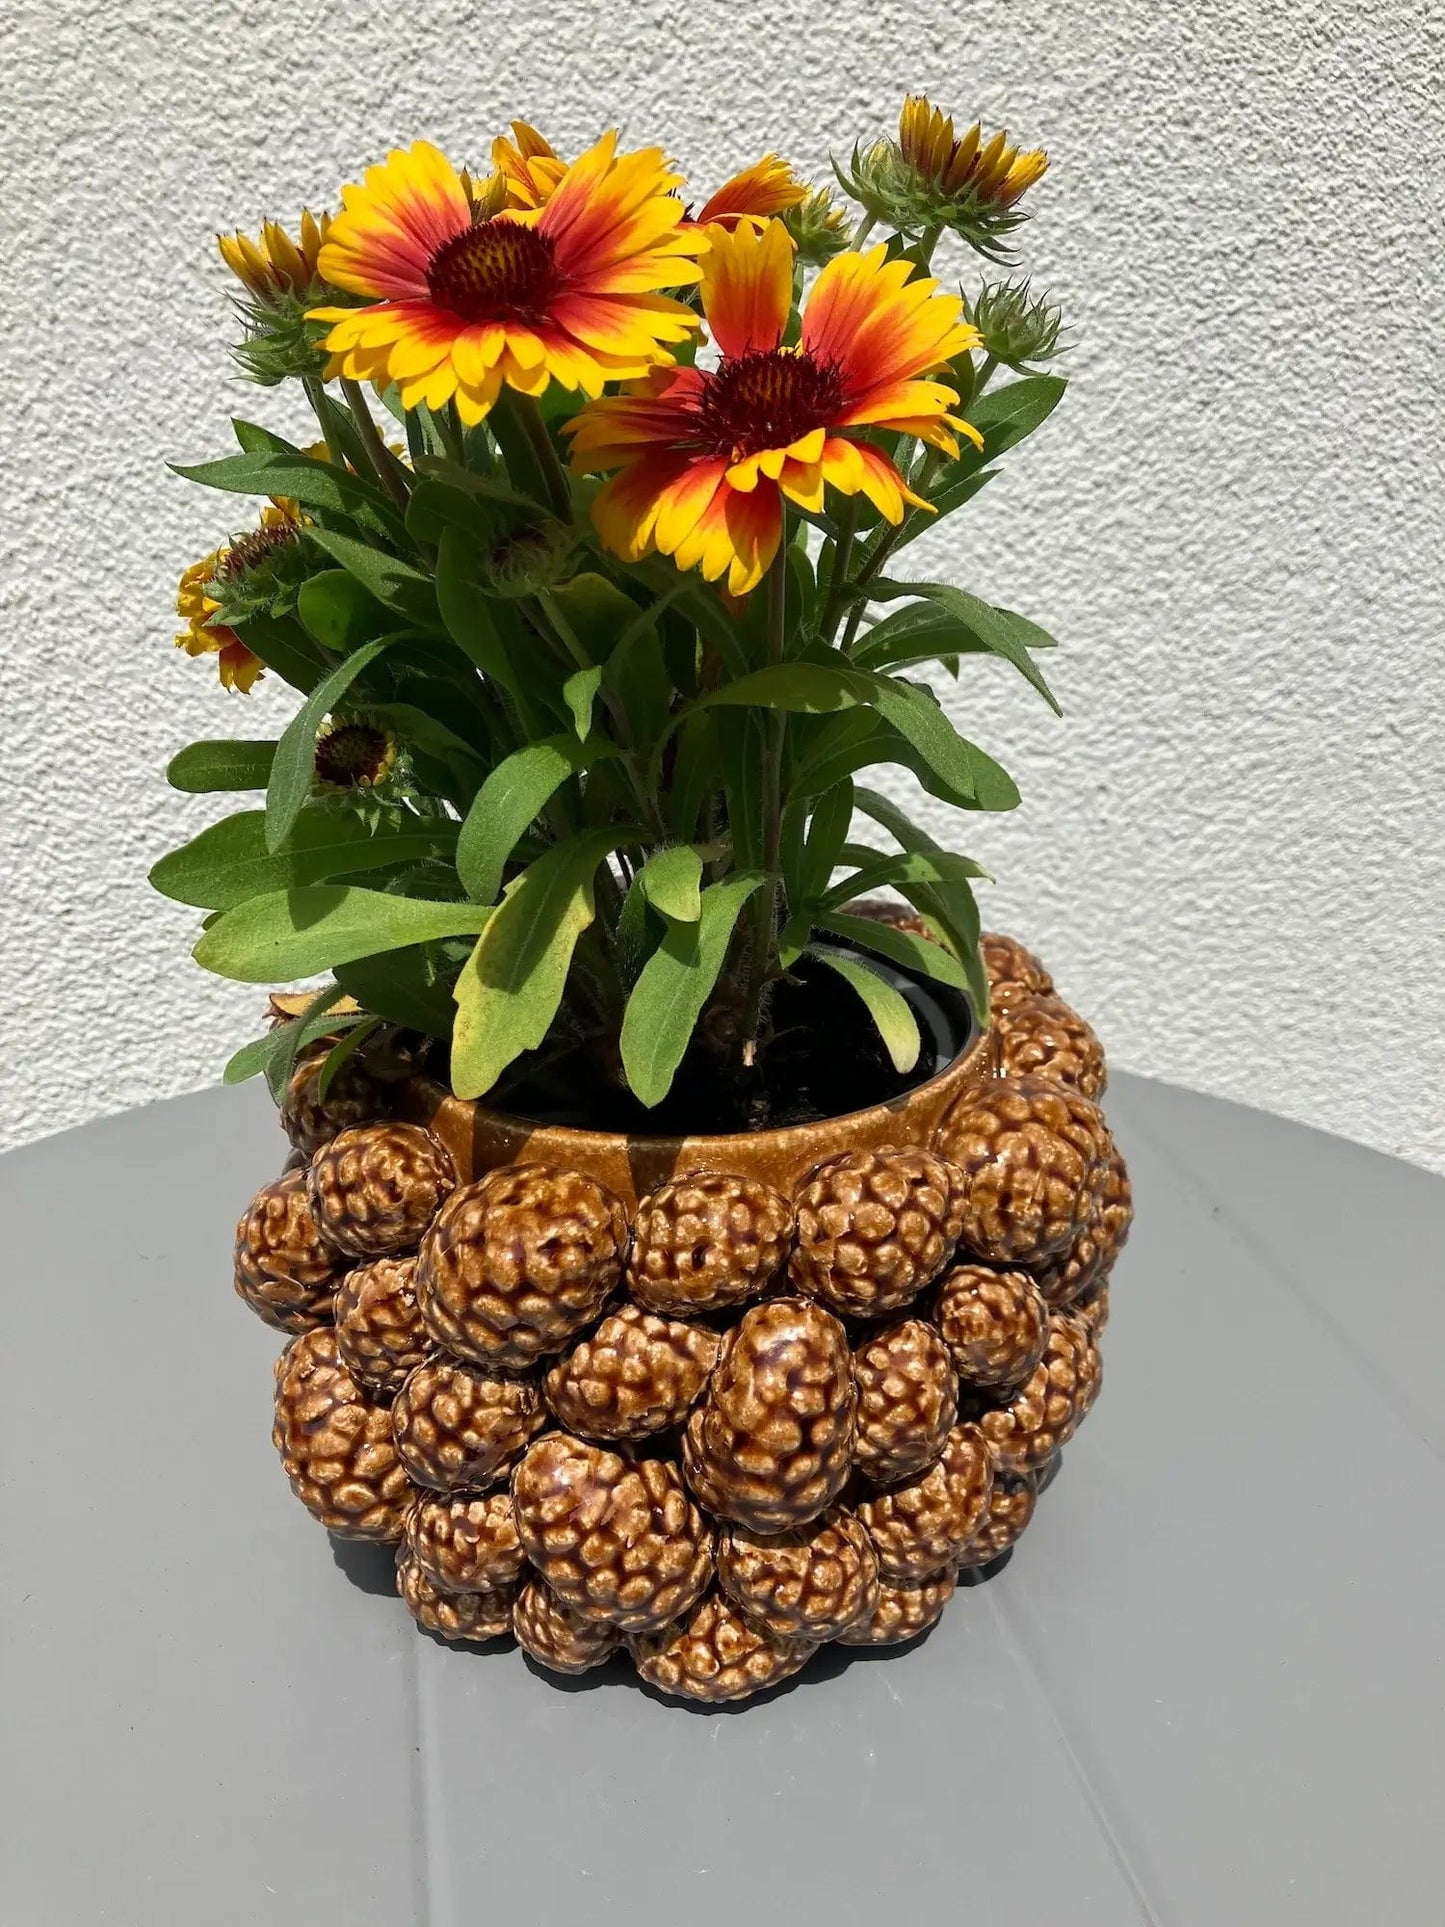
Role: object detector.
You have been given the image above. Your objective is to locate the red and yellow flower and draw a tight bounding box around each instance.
[174,502,305,693]
[308,133,704,424]
[566,220,982,595]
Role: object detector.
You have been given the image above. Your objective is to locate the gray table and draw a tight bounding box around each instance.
[3,1076,1442,1926]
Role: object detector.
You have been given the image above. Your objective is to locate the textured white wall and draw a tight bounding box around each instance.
[4,0,1443,1170]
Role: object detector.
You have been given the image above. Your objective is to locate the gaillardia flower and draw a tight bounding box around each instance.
[174,504,303,692]
[308,134,703,423]
[567,220,981,595]
[491,120,567,210]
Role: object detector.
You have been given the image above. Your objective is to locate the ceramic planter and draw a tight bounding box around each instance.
[240,920,1129,1704]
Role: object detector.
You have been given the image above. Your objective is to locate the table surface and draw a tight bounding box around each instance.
[3,1074,1442,1927]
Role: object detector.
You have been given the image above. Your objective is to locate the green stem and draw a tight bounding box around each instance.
[536,590,664,839]
[511,393,572,520]
[819,497,859,644]
[739,552,789,1063]
[340,379,412,512]
[850,211,877,248]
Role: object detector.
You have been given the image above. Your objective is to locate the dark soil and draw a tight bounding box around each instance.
[478,952,976,1137]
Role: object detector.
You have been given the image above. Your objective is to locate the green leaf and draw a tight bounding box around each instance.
[867,581,1061,713]
[619,872,767,1106]
[854,787,989,1015]
[297,570,394,653]
[451,826,637,1098]
[562,665,603,740]
[866,676,1020,811]
[309,529,440,630]
[705,661,867,716]
[335,945,459,1036]
[707,660,1015,809]
[669,712,720,842]
[196,886,491,983]
[807,946,920,1073]
[812,909,970,992]
[820,845,991,910]
[317,1017,383,1101]
[231,611,332,694]
[456,735,611,904]
[166,739,276,793]
[800,779,854,905]
[265,635,397,853]
[636,844,704,922]
[170,448,402,540]
[435,530,552,716]
[966,374,1067,460]
[150,809,458,911]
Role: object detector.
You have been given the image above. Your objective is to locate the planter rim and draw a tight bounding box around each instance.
[399,1022,995,1211]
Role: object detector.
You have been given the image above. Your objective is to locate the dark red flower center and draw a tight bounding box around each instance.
[314,723,392,789]
[427,219,561,325]
[694,348,844,460]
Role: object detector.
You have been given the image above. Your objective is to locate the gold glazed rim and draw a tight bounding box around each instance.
[398,1024,994,1211]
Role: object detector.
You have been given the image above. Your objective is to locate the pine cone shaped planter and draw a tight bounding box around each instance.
[237,927,1128,1703]
[968,1311,1103,1472]
[836,1569,958,1646]
[334,1255,432,1396]
[280,1046,388,1157]
[309,1122,455,1258]
[851,1318,959,1485]
[935,1075,1107,1267]
[855,1423,995,1580]
[628,1173,794,1314]
[511,1433,714,1633]
[716,1509,880,1643]
[954,1469,1039,1570]
[682,1299,856,1533]
[790,1147,966,1317]
[631,1592,816,1704]
[416,1164,627,1369]
[406,1489,526,1596]
[543,1303,720,1440]
[935,1263,1049,1393]
[513,1576,621,1675]
[397,1545,515,1643]
[234,1169,346,1334]
[993,993,1108,1100]
[392,1359,545,1492]
[272,1328,415,1541]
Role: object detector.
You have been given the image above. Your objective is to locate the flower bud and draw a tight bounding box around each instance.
[968,280,1065,366]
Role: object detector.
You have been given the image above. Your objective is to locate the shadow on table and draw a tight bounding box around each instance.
[327,1525,1019,1715]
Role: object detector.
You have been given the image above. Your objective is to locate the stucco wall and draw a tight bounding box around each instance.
[5,0,1443,1169]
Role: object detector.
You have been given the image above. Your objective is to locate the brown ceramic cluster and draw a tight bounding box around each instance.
[243,930,1128,1704]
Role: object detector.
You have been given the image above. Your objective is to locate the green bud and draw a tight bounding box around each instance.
[783,187,851,267]
[476,518,578,598]
[967,280,1066,367]
[833,141,1033,264]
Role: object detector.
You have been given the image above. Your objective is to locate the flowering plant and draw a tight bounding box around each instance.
[155,100,1067,1129]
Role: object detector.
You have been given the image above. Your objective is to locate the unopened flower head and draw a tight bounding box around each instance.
[219,210,341,385]
[837,96,1048,261]
[968,279,1065,366]
[783,186,851,266]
